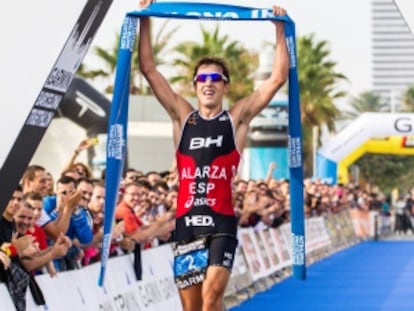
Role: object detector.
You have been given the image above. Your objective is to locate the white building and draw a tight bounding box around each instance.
[372,0,414,106]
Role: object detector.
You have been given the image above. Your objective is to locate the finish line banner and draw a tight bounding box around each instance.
[100,1,305,286]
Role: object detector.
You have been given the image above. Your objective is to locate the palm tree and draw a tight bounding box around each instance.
[169,24,258,104]
[296,34,347,176]
[402,85,414,112]
[78,20,180,94]
[342,91,386,119]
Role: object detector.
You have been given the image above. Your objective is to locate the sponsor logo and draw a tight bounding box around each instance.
[395,117,414,133]
[176,274,204,289]
[120,16,137,51]
[286,36,297,69]
[224,252,233,259]
[183,195,217,209]
[170,9,272,20]
[174,239,206,256]
[188,114,198,125]
[184,196,194,209]
[184,215,215,227]
[75,90,106,118]
[288,135,302,168]
[219,114,228,121]
[189,135,223,150]
[107,124,125,160]
[402,136,414,147]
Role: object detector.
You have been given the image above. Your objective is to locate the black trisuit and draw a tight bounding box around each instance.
[173,110,240,289]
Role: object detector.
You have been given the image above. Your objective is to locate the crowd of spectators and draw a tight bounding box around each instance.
[0,138,410,310]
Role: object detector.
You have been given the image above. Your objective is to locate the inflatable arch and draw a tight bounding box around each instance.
[316,112,414,184]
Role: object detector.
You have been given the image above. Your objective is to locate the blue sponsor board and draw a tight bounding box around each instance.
[247,98,289,180]
[247,147,288,180]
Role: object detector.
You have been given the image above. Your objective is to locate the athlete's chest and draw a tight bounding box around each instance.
[179,111,235,155]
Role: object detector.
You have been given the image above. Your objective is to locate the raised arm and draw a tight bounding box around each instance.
[230,6,289,148]
[42,191,81,241]
[138,14,193,144]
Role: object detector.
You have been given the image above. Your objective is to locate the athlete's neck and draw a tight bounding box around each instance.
[198,106,223,119]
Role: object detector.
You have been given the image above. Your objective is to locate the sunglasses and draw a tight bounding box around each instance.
[193,72,228,83]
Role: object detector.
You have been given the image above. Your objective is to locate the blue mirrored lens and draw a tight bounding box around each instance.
[194,73,226,83]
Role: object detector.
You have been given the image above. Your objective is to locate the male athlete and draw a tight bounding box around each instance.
[138,2,289,310]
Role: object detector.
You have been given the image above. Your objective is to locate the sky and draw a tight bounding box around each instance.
[86,0,373,102]
[1,0,413,166]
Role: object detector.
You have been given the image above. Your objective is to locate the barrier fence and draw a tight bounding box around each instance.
[1,208,380,310]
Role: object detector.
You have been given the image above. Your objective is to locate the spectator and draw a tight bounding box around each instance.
[234,179,248,194]
[62,138,95,179]
[23,192,57,277]
[145,171,162,187]
[115,181,175,280]
[122,168,144,185]
[22,165,48,197]
[83,181,127,264]
[83,181,105,265]
[44,176,93,271]
[0,187,70,311]
[22,165,82,242]
[45,172,55,196]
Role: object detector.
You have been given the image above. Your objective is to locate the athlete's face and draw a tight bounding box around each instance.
[194,64,229,110]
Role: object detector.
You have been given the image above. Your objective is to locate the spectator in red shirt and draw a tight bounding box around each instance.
[115,181,174,280]
[24,192,57,277]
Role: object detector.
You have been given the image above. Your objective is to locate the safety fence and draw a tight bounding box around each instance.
[0,208,379,310]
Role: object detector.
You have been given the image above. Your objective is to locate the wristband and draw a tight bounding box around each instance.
[1,245,17,257]
[9,245,17,256]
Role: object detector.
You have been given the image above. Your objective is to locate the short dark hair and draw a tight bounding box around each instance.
[24,191,43,202]
[22,165,45,182]
[123,168,143,178]
[76,177,93,188]
[57,175,77,186]
[153,180,169,192]
[192,57,230,85]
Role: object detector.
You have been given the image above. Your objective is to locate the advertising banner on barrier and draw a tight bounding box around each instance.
[20,212,363,310]
[253,230,274,277]
[27,244,181,310]
[259,229,283,273]
[270,227,292,269]
[305,217,331,253]
[226,245,253,296]
[238,228,265,281]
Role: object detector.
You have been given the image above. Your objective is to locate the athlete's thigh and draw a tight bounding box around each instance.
[208,235,238,270]
[203,235,237,294]
[179,283,203,311]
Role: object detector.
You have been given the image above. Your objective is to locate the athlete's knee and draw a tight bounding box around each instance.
[202,283,225,310]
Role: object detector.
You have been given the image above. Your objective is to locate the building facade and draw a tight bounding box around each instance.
[372,0,414,108]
